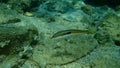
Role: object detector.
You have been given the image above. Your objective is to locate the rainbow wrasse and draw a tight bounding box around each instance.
[52,29,94,38]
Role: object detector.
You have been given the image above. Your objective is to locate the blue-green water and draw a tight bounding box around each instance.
[0,0,120,68]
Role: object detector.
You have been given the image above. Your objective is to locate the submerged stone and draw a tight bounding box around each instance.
[0,24,38,55]
[84,0,120,8]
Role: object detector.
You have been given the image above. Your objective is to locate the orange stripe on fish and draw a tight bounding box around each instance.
[52,29,94,38]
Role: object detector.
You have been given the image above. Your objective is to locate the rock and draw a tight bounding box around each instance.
[0,55,36,68]
[0,3,20,24]
[7,0,44,12]
[0,55,40,68]
[94,13,120,46]
[0,55,6,63]
[0,55,22,68]
[22,59,40,68]
[81,5,93,15]
[0,24,38,55]
[33,34,98,66]
[84,0,120,8]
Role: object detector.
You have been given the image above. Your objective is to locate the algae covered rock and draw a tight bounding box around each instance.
[94,13,120,46]
[84,0,120,8]
[33,34,98,67]
[21,59,40,68]
[0,24,38,56]
[5,0,44,12]
[0,55,23,68]
[0,3,20,24]
[0,55,40,68]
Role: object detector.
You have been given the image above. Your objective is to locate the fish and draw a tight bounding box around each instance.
[52,29,94,38]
